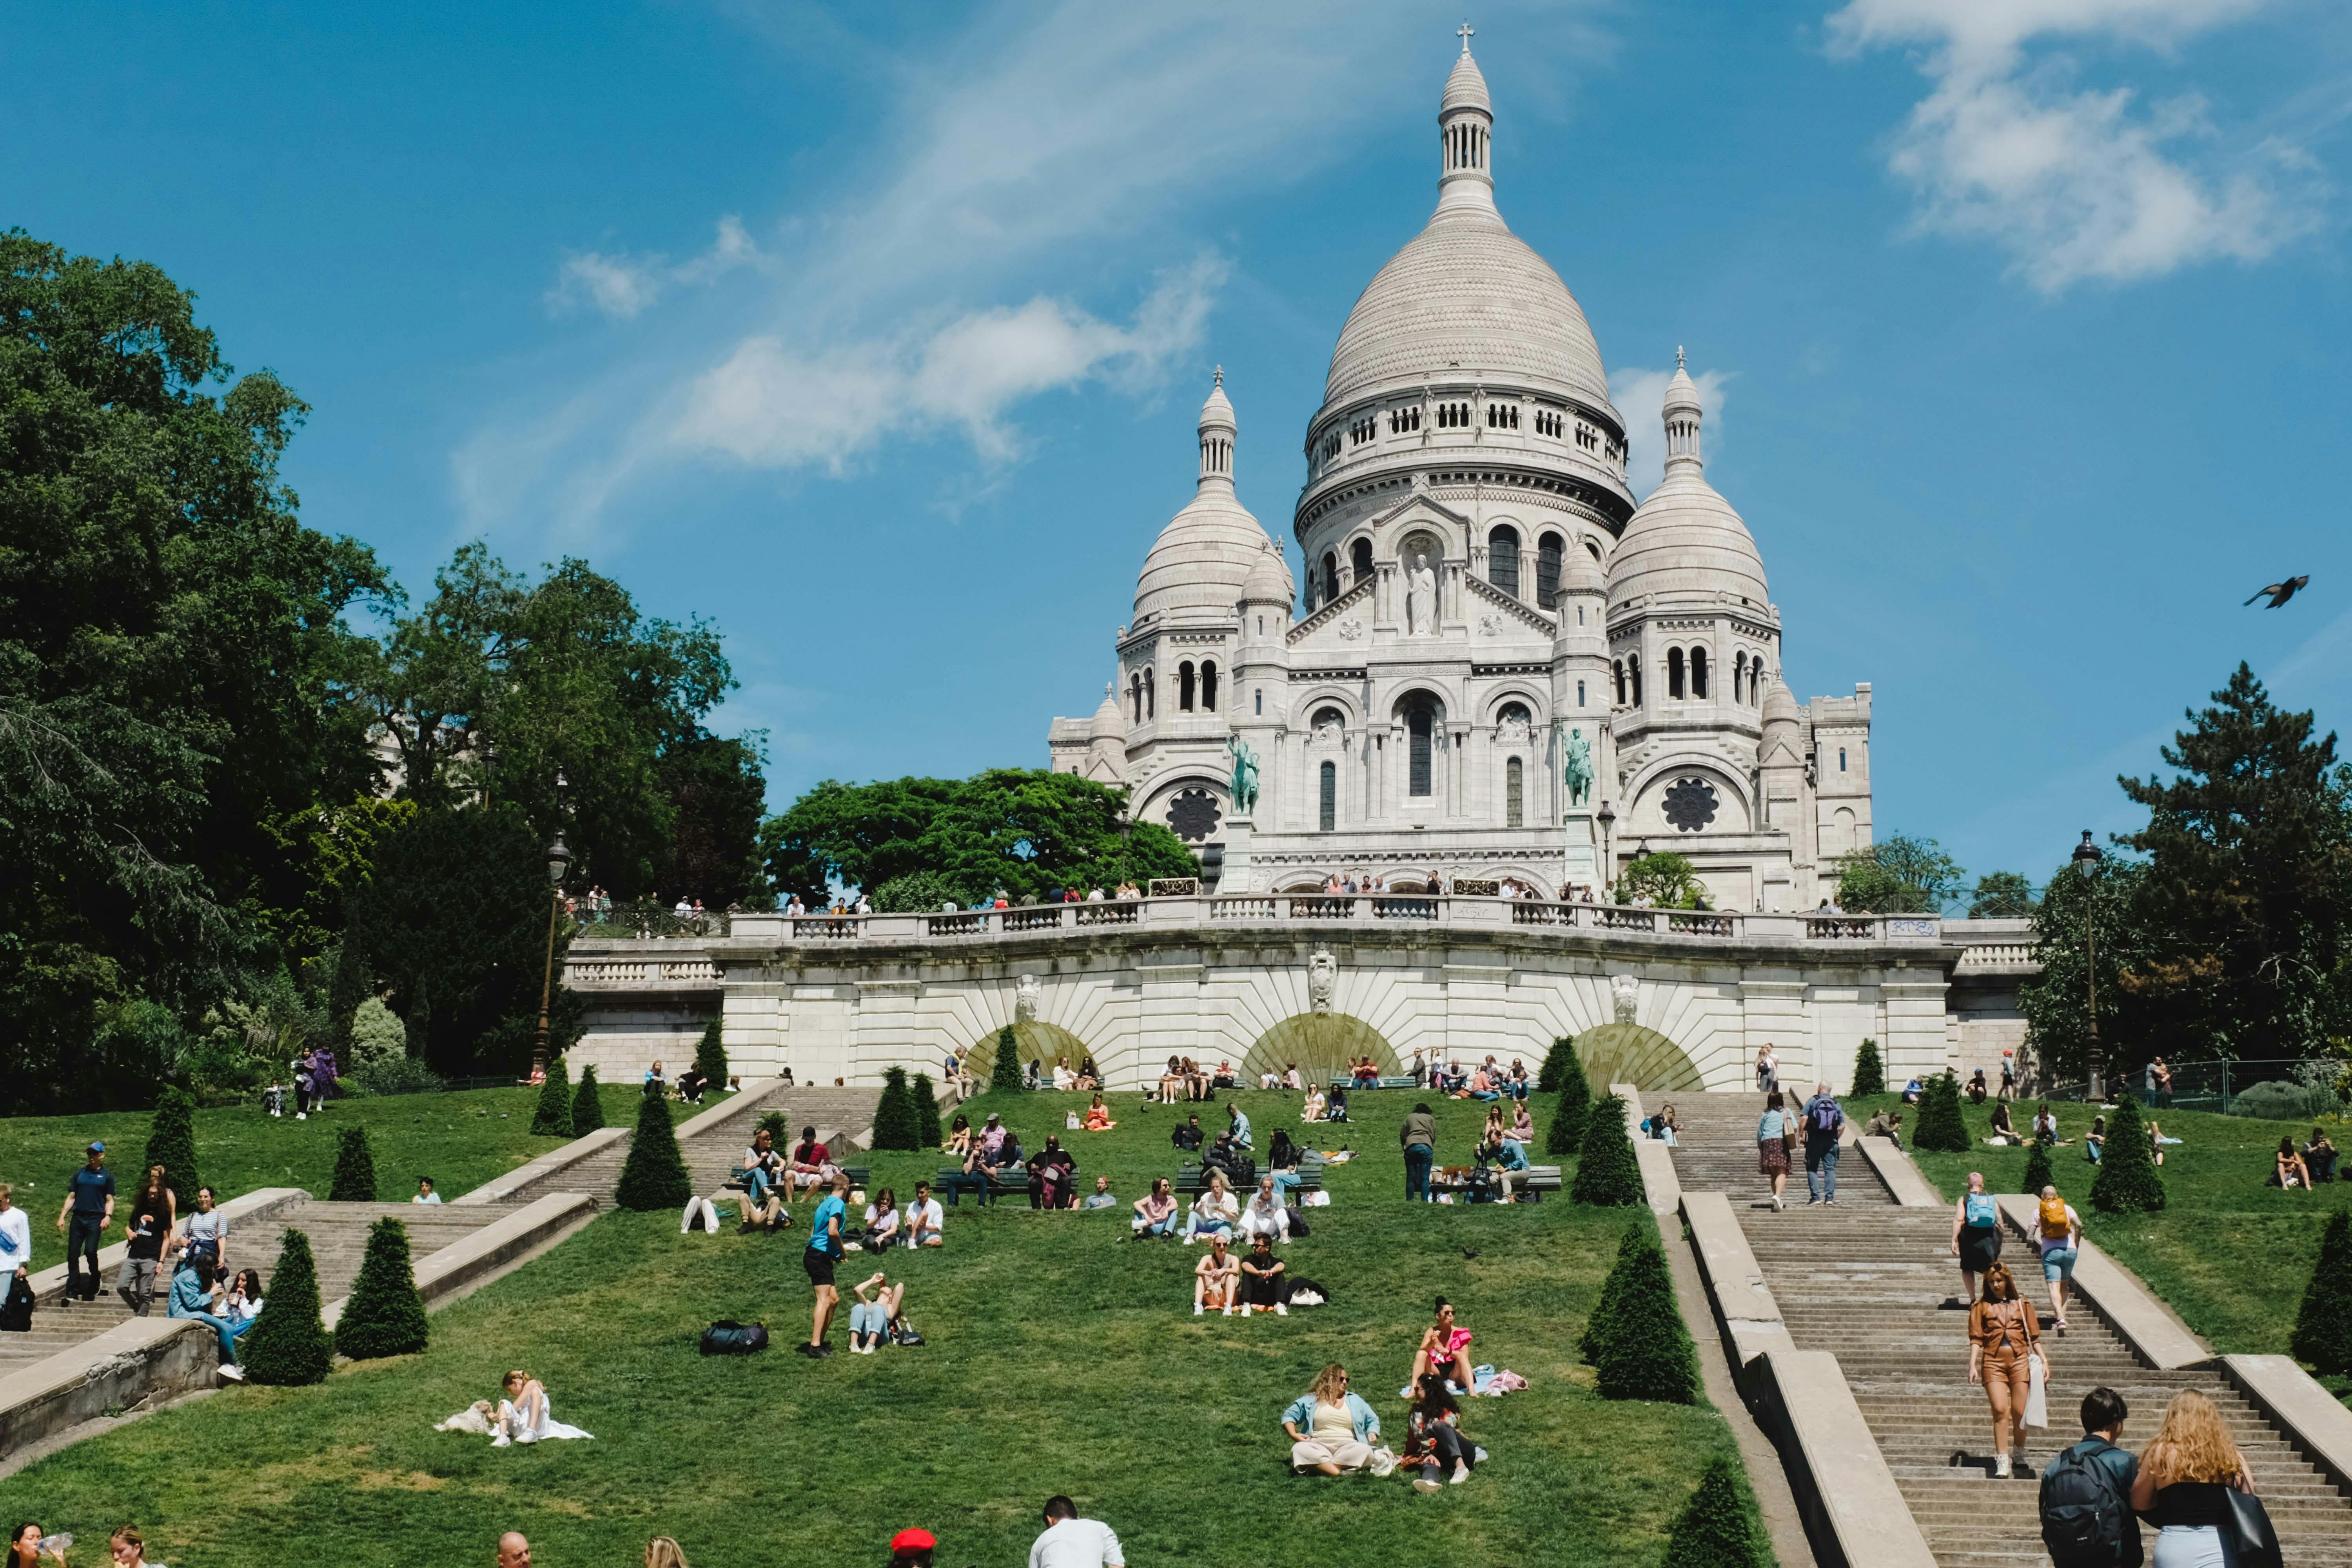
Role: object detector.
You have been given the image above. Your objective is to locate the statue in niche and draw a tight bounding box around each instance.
[1308,948,1337,1014]
[1404,548,1437,636]
[1611,973,1638,1025]
[1015,974,1041,1024]
[1227,734,1260,817]
[1312,710,1345,746]
[1563,726,1594,807]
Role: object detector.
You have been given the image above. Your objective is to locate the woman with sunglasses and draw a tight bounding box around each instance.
[1281,1363,1381,1475]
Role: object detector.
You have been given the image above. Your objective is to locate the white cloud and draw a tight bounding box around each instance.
[1826,0,2320,290]
[1610,363,1733,498]
[546,215,763,319]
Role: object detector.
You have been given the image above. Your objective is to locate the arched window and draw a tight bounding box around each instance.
[1536,533,1563,609]
[1200,661,1218,712]
[1144,667,1155,719]
[1691,647,1709,700]
[1839,747,1847,773]
[1753,664,1766,705]
[1254,689,1263,716]
[1129,672,1142,722]
[1321,553,1339,605]
[1319,762,1337,831]
[1406,699,1437,797]
[1350,537,1373,589]
[1629,654,1643,706]
[1577,679,1586,708]
[1733,652,1747,705]
[1667,647,1686,700]
[1488,525,1520,598]
[1178,662,1196,712]
[1612,659,1626,706]
[1506,756,1524,828]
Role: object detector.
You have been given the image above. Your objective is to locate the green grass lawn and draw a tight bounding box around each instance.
[1,1090,1761,1568]
[1851,1089,2351,1397]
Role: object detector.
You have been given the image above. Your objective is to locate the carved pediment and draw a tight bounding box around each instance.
[1464,573,1557,637]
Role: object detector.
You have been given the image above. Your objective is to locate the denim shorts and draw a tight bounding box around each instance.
[2041,1246,2078,1282]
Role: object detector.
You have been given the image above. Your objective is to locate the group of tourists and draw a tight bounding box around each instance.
[1754,1083,1848,1210]
[2039,1385,2275,1568]
[1279,1297,1488,1488]
[1154,1056,1236,1101]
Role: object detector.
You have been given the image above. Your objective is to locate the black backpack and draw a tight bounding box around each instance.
[2040,1441,2129,1565]
[700,1320,769,1356]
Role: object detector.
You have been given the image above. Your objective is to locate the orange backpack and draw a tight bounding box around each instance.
[2039,1195,2071,1238]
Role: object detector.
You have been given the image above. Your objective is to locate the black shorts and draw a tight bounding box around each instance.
[802,1247,837,1288]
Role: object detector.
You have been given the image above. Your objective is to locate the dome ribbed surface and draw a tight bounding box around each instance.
[1323,209,1610,410]
[1135,488,1278,624]
[1240,541,1294,604]
[1091,684,1125,741]
[1761,679,1799,724]
[1558,539,1606,594]
[1442,49,1491,115]
[1607,467,1769,609]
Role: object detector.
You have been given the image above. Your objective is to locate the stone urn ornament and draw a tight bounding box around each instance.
[1611,973,1638,1025]
[1014,973,1042,1024]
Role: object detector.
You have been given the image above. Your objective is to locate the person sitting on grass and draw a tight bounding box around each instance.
[1172,1113,1205,1152]
[2270,1136,2313,1191]
[1227,1101,1254,1149]
[862,1188,903,1250]
[1028,1136,1079,1210]
[2306,1127,2338,1183]
[1082,1094,1116,1132]
[1236,1232,1288,1315]
[1081,1175,1118,1210]
[1325,1085,1350,1124]
[1981,1100,2020,1146]
[1902,1076,1924,1106]
[1132,1177,1178,1239]
[1301,1086,1327,1123]
[1510,1100,1537,1143]
[1968,1069,1989,1104]
[675,1065,707,1105]
[847,1272,904,1353]
[2031,1103,2065,1145]
[1864,1108,1904,1147]
[1402,1376,1476,1489]
[2084,1115,2107,1164]
[1409,1298,1472,1394]
[1194,1234,1239,1315]
[1185,1172,1239,1243]
[905,1183,944,1248]
[494,1369,593,1443]
[1239,1177,1290,1245]
[1158,1055,1186,1103]
[1282,1364,1381,1474]
[942,1114,973,1158]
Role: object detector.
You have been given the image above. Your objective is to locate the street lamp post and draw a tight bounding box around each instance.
[2072,829,2104,1100]
[532,828,572,1082]
[1595,800,1617,894]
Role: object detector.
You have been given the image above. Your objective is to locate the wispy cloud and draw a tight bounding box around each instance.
[1826,0,2323,290]
[547,215,762,320]
[1610,362,1733,498]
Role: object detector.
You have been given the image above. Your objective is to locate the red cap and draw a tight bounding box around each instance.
[890,1529,937,1551]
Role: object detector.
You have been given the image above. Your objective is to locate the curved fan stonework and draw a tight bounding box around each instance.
[1662,777,1718,833]
[1167,788,1223,842]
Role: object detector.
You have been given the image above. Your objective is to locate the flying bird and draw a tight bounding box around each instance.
[2245,576,2309,608]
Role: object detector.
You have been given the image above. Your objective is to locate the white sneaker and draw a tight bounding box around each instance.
[1450,1465,1472,1485]
[1274,1303,1288,1316]
[1194,1303,1204,1316]
[1993,1454,2011,1479]
[219,1364,246,1382]
[1414,1475,1443,1492]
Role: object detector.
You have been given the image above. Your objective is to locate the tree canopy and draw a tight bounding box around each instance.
[1614,851,1704,908]
[1968,871,2038,918]
[1836,832,1964,913]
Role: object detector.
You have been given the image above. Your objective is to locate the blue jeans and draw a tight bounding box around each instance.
[1405,1143,1434,1202]
[1136,1211,1178,1237]
[179,1309,242,1361]
[1270,1170,1301,1201]
[67,1213,104,1299]
[1804,1137,1839,1202]
[940,1170,992,1207]
[849,1302,891,1337]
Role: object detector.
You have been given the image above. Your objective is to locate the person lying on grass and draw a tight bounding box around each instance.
[848,1272,904,1353]
[1283,1364,1381,1475]
[1194,1234,1239,1316]
[1237,1232,1287,1315]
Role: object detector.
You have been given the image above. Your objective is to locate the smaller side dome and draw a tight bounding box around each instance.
[1761,678,1799,727]
[1557,539,1605,595]
[1240,539,1293,606]
[1091,681,1125,742]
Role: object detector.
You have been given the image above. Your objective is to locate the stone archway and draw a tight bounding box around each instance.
[968,1022,1091,1086]
[1570,1023,1705,1093]
[1241,1014,1400,1086]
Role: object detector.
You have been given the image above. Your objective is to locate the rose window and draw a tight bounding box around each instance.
[1662,778,1718,833]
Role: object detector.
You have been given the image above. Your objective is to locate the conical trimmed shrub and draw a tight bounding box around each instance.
[1547,1044,1593,1158]
[1851,1038,1885,1098]
[571,1064,604,1134]
[241,1228,333,1385]
[335,1216,428,1359]
[2290,1210,2352,1375]
[1664,1454,1773,1568]
[1580,1221,1638,1365]
[329,1125,377,1201]
[1590,1221,1699,1403]
[531,1058,573,1137]
[756,1109,788,1146]
[614,1087,691,1211]
[990,1024,1024,1091]
[1571,1093,1645,1207]
[692,1017,728,1088]
[1912,1069,1970,1153]
[872,1067,919,1151]
[911,1072,943,1150]
[2090,1092,2165,1214]
[143,1086,201,1211]
[1537,1036,1577,1094]
[2020,1139,2054,1195]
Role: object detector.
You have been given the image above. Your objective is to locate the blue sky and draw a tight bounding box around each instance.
[9,0,2351,894]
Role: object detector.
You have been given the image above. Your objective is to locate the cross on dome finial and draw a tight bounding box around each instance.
[1458,20,1474,52]
[1676,344,1686,370]
[1214,364,1223,387]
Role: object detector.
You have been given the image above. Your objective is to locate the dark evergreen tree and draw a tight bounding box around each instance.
[1579,1221,1636,1365]
[240,1227,333,1385]
[328,1125,377,1201]
[2090,1092,2166,1214]
[2290,1210,2352,1375]
[1591,1221,1699,1403]
[1536,1036,1577,1094]
[871,1066,919,1151]
[1851,1038,1885,1098]
[571,1064,604,1134]
[1664,1454,1773,1568]
[1546,1044,1593,1157]
[334,1216,429,1359]
[910,1071,943,1150]
[1571,1093,1645,1207]
[531,1058,573,1137]
[2020,1139,2054,1195]
[614,1087,691,1210]
[756,1109,788,1145]
[1912,1069,1971,1153]
[990,1025,1024,1091]
[692,1017,728,1087]
[142,1085,201,1210]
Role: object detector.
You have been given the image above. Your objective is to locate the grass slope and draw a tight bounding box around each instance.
[1,1091,1758,1568]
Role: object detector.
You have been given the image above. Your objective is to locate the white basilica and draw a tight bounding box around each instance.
[1049,37,1875,913]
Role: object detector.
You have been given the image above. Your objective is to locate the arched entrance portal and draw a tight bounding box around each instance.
[1241,1014,1400,1086]
[967,1022,1091,1086]
[1570,1023,1704,1094]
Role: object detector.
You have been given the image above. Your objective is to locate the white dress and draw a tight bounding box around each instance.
[494,1386,593,1445]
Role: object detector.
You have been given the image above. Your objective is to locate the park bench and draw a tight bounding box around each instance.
[1430,1162,1561,1201]
[1175,1151,1326,1201]
[931,1165,1031,1205]
[728,1163,871,1194]
[1326,1074,1418,1091]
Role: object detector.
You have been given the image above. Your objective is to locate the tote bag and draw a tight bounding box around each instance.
[2223,1488,2283,1568]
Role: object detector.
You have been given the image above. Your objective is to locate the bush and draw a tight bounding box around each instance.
[1664,1454,1772,1568]
[615,1089,692,1211]
[2020,1139,2054,1195]
[348,997,407,1070]
[1588,1221,1699,1403]
[2089,1093,2166,1214]
[1851,1038,1884,1098]
[692,1017,728,1088]
[335,1216,429,1359]
[240,1228,333,1385]
[990,1025,1024,1091]
[911,1071,943,1150]
[2230,1079,2329,1121]
[756,1109,789,1146]
[1536,1036,1577,1094]
[531,1058,574,1138]
[1571,1093,1645,1207]
[346,1054,446,1097]
[871,870,972,913]
[142,1086,202,1210]
[2290,1210,2352,1375]
[1546,1041,1593,1158]
[1912,1070,1970,1153]
[872,1066,920,1151]
[572,1064,604,1134]
[330,1125,377,1201]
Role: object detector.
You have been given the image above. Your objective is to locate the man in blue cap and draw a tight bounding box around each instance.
[56,1142,114,1302]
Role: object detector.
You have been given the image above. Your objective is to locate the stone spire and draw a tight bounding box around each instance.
[1662,346,1703,475]
[1198,366,1236,491]
[1437,27,1495,218]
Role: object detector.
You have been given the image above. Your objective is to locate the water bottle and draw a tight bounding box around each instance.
[38,1535,73,1557]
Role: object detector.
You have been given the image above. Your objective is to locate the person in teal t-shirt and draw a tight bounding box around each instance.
[800,1173,848,1359]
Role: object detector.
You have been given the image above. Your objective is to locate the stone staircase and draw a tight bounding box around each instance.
[1668,1093,2352,1567]
[498,1085,883,1205]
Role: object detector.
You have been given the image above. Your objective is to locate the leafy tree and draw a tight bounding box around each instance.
[2020,1139,2054,1195]
[571,1064,604,1134]
[2290,1210,2352,1375]
[691,1018,728,1089]
[1547,1044,1593,1158]
[1588,1221,1698,1403]
[760,769,1197,909]
[1912,1070,1970,1153]
[2022,851,2154,1086]
[142,1087,201,1210]
[240,1227,333,1385]
[2089,1093,2165,1214]
[1850,1038,1884,1098]
[1536,1036,1577,1094]
[1614,852,1703,909]
[871,871,969,913]
[614,1088,691,1211]
[871,1066,919,1151]
[531,1059,573,1138]
[1969,871,2038,919]
[1571,1093,1644,1206]
[910,1071,943,1149]
[655,735,768,907]
[330,1125,377,1201]
[989,1025,1024,1092]
[348,996,407,1070]
[334,1216,428,1359]
[1839,832,1965,913]
[1664,1454,1772,1568]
